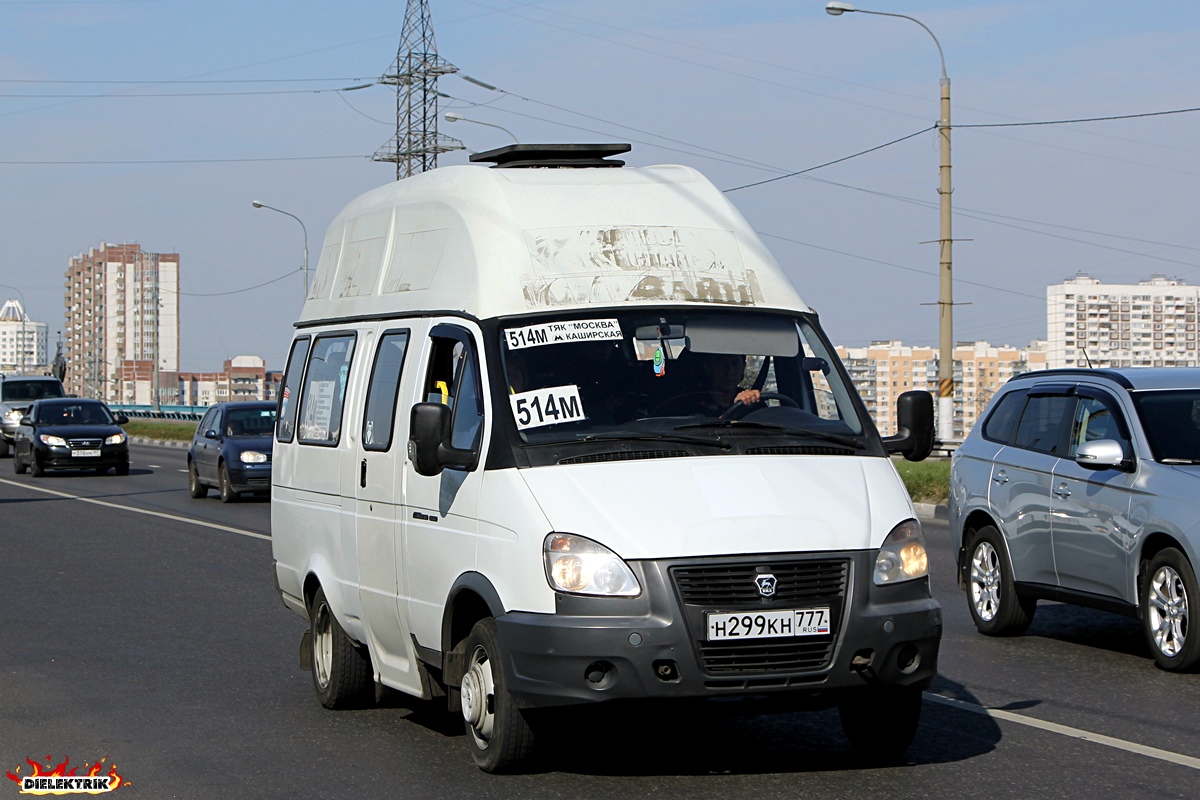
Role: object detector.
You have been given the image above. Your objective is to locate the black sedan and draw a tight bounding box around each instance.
[188,401,275,502]
[12,398,130,476]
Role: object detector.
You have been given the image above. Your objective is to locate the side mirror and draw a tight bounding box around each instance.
[883,390,934,462]
[408,403,478,476]
[204,429,219,440]
[1075,439,1130,471]
[19,415,31,426]
[115,414,129,425]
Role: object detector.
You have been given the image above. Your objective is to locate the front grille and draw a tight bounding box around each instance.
[671,557,850,676]
[245,477,270,486]
[699,638,836,674]
[673,559,848,605]
[67,438,103,448]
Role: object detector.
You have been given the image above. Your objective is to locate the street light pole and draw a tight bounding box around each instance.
[826,2,956,444]
[252,201,310,301]
[444,112,520,143]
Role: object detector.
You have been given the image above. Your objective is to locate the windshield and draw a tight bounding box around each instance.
[34,400,114,425]
[2,380,65,402]
[225,406,277,437]
[499,310,867,448]
[1132,390,1200,462]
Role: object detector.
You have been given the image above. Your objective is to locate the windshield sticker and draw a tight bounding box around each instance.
[510,385,586,430]
[505,319,622,350]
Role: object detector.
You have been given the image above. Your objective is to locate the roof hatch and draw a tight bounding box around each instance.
[469,143,631,169]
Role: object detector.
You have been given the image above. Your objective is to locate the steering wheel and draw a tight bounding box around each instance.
[720,391,799,420]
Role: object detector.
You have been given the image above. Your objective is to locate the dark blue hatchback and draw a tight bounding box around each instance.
[187,401,276,502]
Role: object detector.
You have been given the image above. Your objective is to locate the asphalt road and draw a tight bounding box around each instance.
[1,443,1198,798]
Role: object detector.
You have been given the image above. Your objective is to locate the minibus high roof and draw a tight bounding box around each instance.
[298,144,810,324]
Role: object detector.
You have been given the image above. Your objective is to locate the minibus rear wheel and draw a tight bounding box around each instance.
[460,618,535,772]
[309,586,373,709]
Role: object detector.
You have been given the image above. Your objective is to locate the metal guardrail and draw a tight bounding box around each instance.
[109,404,206,421]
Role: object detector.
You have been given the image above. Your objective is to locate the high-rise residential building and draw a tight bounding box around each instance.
[0,299,48,373]
[837,340,1047,440]
[1048,273,1200,369]
[64,242,180,402]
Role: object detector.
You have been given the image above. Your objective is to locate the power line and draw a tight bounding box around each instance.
[957,106,1200,128]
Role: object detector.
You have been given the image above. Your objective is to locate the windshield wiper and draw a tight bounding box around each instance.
[1161,458,1200,465]
[523,432,731,450]
[674,420,865,450]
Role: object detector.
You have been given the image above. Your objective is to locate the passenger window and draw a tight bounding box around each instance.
[1069,396,1128,457]
[276,337,310,443]
[199,408,218,435]
[1012,394,1072,455]
[362,331,410,451]
[297,334,357,446]
[424,334,484,453]
[982,389,1028,444]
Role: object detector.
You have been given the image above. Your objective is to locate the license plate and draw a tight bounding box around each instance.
[706,608,831,641]
[72,449,101,457]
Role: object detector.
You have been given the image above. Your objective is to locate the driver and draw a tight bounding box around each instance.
[695,353,761,416]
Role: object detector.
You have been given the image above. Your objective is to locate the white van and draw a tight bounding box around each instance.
[271,144,940,772]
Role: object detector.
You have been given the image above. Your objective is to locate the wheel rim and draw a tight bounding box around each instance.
[970,541,1002,622]
[189,463,198,491]
[461,643,496,750]
[312,602,333,689]
[1148,565,1189,658]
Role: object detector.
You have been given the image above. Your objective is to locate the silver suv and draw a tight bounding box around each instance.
[950,368,1200,672]
[0,374,67,458]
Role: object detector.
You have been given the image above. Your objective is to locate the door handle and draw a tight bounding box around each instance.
[992,471,1009,485]
[360,459,367,488]
[1053,484,1071,499]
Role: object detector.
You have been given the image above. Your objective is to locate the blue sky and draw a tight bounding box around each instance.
[3,1,1200,371]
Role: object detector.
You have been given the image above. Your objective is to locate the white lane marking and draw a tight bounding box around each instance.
[147,464,161,469]
[927,693,1200,770]
[0,477,270,542]
[177,469,188,473]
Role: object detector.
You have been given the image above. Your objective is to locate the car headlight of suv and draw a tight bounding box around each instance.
[105,432,126,445]
[4,408,22,423]
[544,533,641,596]
[39,434,67,447]
[873,519,929,585]
[240,451,268,464]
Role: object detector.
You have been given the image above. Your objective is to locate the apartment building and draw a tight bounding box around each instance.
[64,242,180,402]
[176,356,281,407]
[1048,273,1200,368]
[837,340,1047,439]
[0,299,48,373]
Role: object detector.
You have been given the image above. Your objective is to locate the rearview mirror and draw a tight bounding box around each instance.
[883,390,934,462]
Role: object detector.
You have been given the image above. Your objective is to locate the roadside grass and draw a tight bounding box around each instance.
[894,457,951,505]
[123,419,196,442]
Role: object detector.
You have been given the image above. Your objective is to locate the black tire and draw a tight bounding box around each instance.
[12,452,24,474]
[966,525,1037,636]
[115,461,129,476]
[218,463,237,503]
[838,685,923,760]
[460,618,536,773]
[1141,548,1200,672]
[30,456,44,477]
[308,586,373,709]
[188,461,208,498]
[0,438,9,458]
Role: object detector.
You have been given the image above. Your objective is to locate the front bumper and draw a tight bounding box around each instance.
[35,444,128,471]
[496,550,941,709]
[225,462,272,492]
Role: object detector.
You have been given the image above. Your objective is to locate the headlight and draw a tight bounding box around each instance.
[240,451,268,464]
[873,519,929,585]
[544,533,640,596]
[105,432,126,445]
[39,434,67,447]
[5,409,22,422]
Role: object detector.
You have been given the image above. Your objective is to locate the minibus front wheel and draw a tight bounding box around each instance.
[460,618,535,772]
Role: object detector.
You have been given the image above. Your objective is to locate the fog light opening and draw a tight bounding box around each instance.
[897,644,921,675]
[652,659,680,683]
[584,660,616,689]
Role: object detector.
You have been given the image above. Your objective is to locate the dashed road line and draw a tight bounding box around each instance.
[0,476,270,541]
[927,693,1200,770]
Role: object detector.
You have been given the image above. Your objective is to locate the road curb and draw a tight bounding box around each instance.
[914,502,948,521]
[130,436,190,449]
